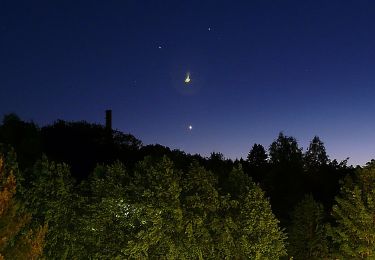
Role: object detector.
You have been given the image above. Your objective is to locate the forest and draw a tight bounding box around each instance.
[0,113,374,259]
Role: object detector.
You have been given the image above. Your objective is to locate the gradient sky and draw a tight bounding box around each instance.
[1,1,375,165]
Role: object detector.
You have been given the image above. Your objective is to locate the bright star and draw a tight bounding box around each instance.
[188,125,193,130]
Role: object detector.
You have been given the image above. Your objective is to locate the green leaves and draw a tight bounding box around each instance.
[79,156,287,259]
[25,156,78,259]
[0,154,47,260]
[237,184,287,259]
[287,194,329,259]
[19,154,287,259]
[126,158,286,259]
[328,162,375,258]
[124,156,184,259]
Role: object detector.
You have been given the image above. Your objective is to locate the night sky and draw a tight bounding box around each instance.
[1,1,375,165]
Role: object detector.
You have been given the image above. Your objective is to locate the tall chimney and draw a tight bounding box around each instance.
[105,109,112,130]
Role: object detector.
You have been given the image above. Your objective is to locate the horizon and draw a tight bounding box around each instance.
[1,1,374,166]
[1,111,364,167]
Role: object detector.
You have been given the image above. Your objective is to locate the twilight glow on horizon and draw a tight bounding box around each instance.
[1,1,375,165]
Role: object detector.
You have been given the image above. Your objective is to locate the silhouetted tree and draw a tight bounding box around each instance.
[269,132,303,166]
[302,136,351,212]
[267,132,305,223]
[0,114,41,169]
[304,136,329,171]
[247,144,268,167]
[41,120,142,180]
[206,152,234,193]
[138,144,172,161]
[310,158,353,213]
[245,143,269,185]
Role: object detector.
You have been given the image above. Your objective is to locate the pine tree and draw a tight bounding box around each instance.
[328,161,375,258]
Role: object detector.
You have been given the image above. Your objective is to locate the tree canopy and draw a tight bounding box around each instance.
[0,154,47,259]
[328,161,375,258]
[0,114,368,259]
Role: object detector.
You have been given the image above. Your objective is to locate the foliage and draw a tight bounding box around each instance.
[269,132,303,166]
[41,119,142,180]
[247,143,268,167]
[287,194,329,259]
[0,114,41,169]
[125,158,286,259]
[112,130,143,150]
[237,183,287,259]
[25,156,79,259]
[245,143,269,186]
[328,161,375,258]
[304,136,329,171]
[1,114,369,259]
[226,164,253,198]
[266,132,305,223]
[77,162,133,258]
[78,157,287,259]
[124,156,185,259]
[228,166,287,259]
[0,155,47,259]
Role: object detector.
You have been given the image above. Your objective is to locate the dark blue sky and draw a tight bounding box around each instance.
[1,1,375,165]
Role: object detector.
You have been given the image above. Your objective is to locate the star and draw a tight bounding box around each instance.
[188,125,193,130]
[208,27,211,31]
[158,45,162,49]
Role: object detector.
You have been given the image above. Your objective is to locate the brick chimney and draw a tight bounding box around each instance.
[105,109,112,130]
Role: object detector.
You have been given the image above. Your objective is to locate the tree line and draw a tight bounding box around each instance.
[0,113,374,259]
